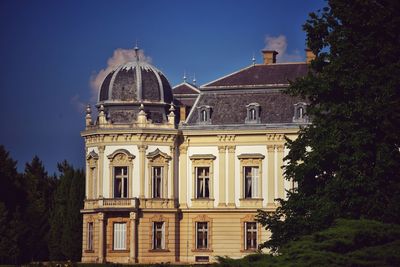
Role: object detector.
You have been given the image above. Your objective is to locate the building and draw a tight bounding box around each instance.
[81,47,313,264]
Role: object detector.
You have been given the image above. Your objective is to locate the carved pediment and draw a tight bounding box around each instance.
[107,149,135,163]
[86,150,99,160]
[146,148,171,161]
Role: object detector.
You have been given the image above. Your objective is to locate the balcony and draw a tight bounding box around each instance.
[83,197,176,210]
[84,198,139,210]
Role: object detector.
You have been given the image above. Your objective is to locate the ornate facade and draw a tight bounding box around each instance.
[81,47,313,264]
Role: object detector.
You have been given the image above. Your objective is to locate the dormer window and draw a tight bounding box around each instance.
[293,102,308,123]
[245,103,260,124]
[197,105,212,124]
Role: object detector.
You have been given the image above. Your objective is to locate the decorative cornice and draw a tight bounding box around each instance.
[189,154,216,160]
[237,153,265,160]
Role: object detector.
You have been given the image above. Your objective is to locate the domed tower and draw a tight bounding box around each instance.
[97,46,173,124]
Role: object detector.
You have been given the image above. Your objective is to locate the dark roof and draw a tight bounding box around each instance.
[186,91,305,125]
[173,82,200,94]
[203,63,308,88]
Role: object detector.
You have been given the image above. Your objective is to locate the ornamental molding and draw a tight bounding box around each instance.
[107,149,135,162]
[217,134,236,142]
[189,154,216,160]
[86,150,99,160]
[266,133,284,141]
[237,153,265,160]
[146,148,172,161]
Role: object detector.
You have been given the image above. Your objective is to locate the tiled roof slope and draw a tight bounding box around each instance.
[186,91,304,125]
[173,82,200,94]
[203,63,308,88]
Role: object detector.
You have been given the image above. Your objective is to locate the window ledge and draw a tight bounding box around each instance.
[109,249,129,253]
[191,198,215,208]
[191,249,213,253]
[239,198,263,208]
[148,249,170,253]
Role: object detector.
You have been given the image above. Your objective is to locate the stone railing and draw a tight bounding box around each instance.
[84,198,138,209]
[139,198,176,209]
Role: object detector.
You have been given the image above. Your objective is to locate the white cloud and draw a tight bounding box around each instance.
[264,35,302,62]
[70,94,86,113]
[89,48,151,102]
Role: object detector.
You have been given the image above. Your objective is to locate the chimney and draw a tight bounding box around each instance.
[305,48,316,63]
[262,50,278,64]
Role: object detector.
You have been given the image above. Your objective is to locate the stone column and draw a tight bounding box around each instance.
[138,145,147,198]
[97,212,105,263]
[98,145,105,198]
[129,212,137,263]
[267,145,276,207]
[227,145,236,207]
[277,144,285,199]
[179,146,188,208]
[218,146,226,207]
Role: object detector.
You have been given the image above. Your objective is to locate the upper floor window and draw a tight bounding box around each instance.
[244,166,259,198]
[152,166,163,198]
[293,102,308,123]
[113,222,127,250]
[152,222,165,250]
[197,105,212,124]
[196,222,209,249]
[114,166,128,198]
[245,103,261,124]
[196,167,210,198]
[245,222,257,250]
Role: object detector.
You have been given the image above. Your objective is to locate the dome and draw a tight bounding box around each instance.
[98,59,173,104]
[96,49,174,124]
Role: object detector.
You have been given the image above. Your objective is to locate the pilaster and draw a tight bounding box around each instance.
[98,145,105,198]
[138,145,147,198]
[129,212,137,263]
[218,146,226,207]
[227,145,236,207]
[97,212,105,263]
[179,145,188,208]
[267,145,276,207]
[277,144,285,199]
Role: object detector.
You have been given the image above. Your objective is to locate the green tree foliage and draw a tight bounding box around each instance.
[257,0,400,251]
[216,219,400,267]
[48,161,85,261]
[23,156,57,262]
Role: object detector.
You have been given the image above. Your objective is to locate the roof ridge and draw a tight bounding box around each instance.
[201,64,255,88]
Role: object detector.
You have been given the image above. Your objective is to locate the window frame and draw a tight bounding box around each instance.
[113,222,127,251]
[244,222,257,250]
[240,215,261,252]
[192,214,213,252]
[189,154,216,204]
[293,102,308,122]
[245,103,261,124]
[87,222,94,251]
[152,221,165,250]
[107,149,135,199]
[197,105,212,124]
[146,149,171,199]
[149,215,169,252]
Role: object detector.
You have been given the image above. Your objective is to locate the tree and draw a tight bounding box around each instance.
[48,161,85,261]
[258,0,400,251]
[23,156,56,262]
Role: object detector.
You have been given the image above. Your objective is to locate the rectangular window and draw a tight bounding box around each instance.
[245,222,257,250]
[152,222,165,249]
[87,222,94,251]
[152,166,163,198]
[114,167,128,198]
[196,222,208,249]
[196,167,210,198]
[113,222,126,250]
[244,166,259,198]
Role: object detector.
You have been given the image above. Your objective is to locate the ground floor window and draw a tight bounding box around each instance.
[152,222,165,249]
[113,222,126,250]
[245,222,257,250]
[196,222,209,249]
[87,222,94,251]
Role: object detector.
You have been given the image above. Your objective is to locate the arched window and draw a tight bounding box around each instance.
[197,105,212,124]
[293,102,308,122]
[245,103,260,123]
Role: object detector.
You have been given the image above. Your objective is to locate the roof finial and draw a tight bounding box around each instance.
[192,73,196,85]
[252,52,256,66]
[134,41,139,61]
[183,70,187,82]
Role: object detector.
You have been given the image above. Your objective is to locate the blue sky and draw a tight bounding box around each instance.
[0,0,326,174]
